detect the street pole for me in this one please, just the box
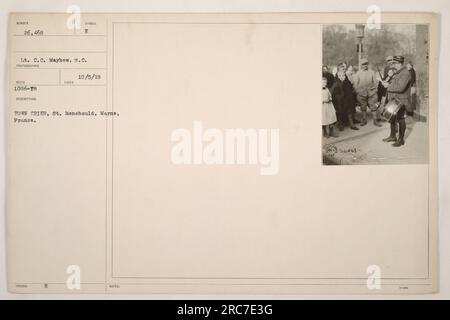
[356,24,365,70]
[358,39,362,69]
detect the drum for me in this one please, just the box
[381,98,402,122]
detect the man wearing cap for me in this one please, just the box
[353,58,381,127]
[377,56,395,105]
[383,56,394,78]
[381,55,412,147]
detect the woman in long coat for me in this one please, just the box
[331,68,359,130]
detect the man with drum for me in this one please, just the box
[381,55,412,147]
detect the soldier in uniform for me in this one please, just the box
[381,55,412,147]
[383,56,394,78]
[353,58,381,127]
[377,56,395,104]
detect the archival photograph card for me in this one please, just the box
[6,12,439,294]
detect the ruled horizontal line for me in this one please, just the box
[15,84,106,87]
[12,51,106,53]
[14,67,107,69]
[13,34,106,37]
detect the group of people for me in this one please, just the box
[322,55,417,147]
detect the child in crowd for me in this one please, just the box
[322,76,339,138]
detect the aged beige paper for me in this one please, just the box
[7,12,438,294]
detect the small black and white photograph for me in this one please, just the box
[322,24,429,165]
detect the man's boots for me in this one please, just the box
[360,110,367,126]
[383,122,397,142]
[372,111,382,127]
[392,119,406,147]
